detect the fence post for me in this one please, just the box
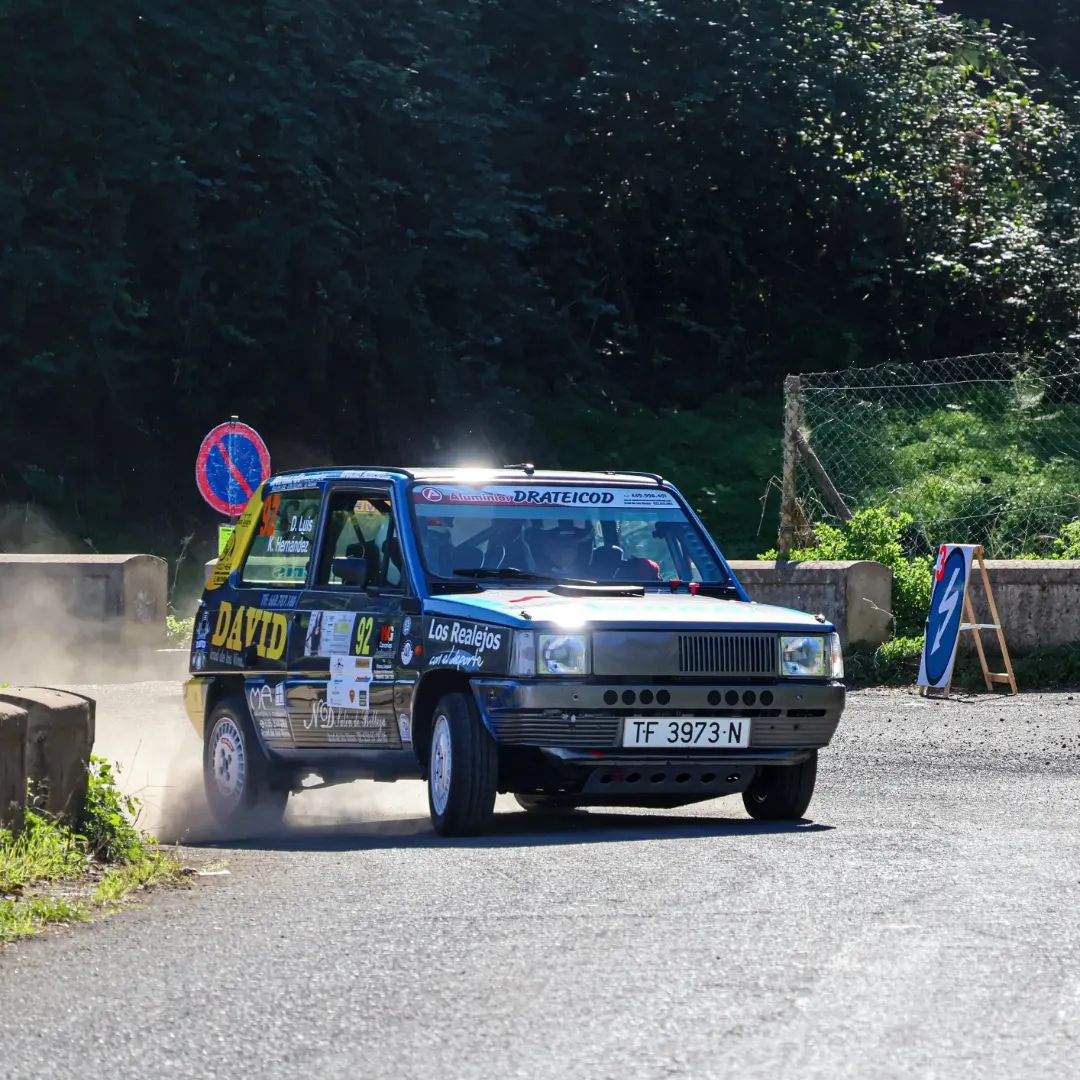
[779,375,802,554]
[794,430,853,522]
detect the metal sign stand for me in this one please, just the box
[922,546,1017,699]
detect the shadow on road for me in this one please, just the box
[180,811,834,852]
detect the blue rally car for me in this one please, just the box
[182,467,846,836]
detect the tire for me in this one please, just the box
[203,695,288,832]
[427,691,498,837]
[742,751,817,821]
[514,794,584,816]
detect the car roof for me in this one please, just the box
[265,466,668,487]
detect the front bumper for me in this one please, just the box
[472,678,844,752]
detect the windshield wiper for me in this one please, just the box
[450,567,597,585]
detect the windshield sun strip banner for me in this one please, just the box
[412,485,679,508]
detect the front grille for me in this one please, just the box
[677,633,777,676]
[750,716,839,748]
[489,713,620,748]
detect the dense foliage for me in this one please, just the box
[2,1,1080,568]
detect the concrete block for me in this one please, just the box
[0,555,167,682]
[0,688,95,824]
[728,560,893,648]
[961,561,1080,654]
[0,702,28,833]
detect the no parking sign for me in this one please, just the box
[196,419,271,518]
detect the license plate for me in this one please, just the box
[621,717,751,749]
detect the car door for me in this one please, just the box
[288,484,415,751]
[228,483,322,750]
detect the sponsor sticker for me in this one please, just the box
[426,618,508,673]
[259,591,302,611]
[328,655,373,709]
[246,681,291,739]
[304,700,397,745]
[305,611,358,657]
[210,601,288,661]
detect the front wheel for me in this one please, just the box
[742,752,817,821]
[203,696,288,833]
[428,692,498,837]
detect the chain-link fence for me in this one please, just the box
[780,353,1080,558]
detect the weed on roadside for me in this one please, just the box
[0,758,184,944]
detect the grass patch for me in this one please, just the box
[92,850,183,905]
[0,756,185,944]
[0,896,86,940]
[0,810,86,896]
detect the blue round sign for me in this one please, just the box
[924,546,968,685]
[196,421,271,516]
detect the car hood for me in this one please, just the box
[424,588,833,633]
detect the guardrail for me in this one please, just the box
[0,688,96,833]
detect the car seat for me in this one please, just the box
[452,541,485,571]
[620,556,662,581]
[422,529,454,577]
[345,539,383,584]
[484,522,535,570]
[589,544,625,580]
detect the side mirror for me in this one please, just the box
[331,556,369,587]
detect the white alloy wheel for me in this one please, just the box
[430,712,453,816]
[208,715,247,812]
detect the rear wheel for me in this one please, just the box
[428,692,497,837]
[203,696,288,832]
[742,752,817,821]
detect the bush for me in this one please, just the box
[761,506,933,638]
[78,756,148,864]
[166,613,195,646]
[870,635,926,684]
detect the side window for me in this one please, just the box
[239,489,321,586]
[317,491,405,590]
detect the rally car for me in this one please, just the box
[182,466,845,836]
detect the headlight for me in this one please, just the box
[509,631,536,676]
[780,635,827,676]
[827,632,844,679]
[537,633,590,676]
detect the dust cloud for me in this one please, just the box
[73,679,447,845]
[92,701,524,847]
[0,499,515,845]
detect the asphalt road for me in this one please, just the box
[1,682,1078,1079]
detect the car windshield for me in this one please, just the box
[411,482,729,586]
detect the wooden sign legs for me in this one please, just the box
[922,546,1018,699]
